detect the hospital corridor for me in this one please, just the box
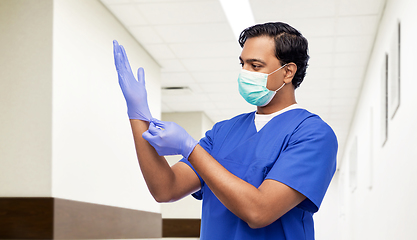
[1,0,417,239]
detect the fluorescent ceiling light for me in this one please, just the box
[219,0,255,41]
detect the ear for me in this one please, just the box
[283,63,297,84]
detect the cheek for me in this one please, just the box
[265,78,272,90]
[265,76,278,90]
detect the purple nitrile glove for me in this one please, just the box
[113,40,152,121]
[142,118,199,160]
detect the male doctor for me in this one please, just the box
[113,22,337,240]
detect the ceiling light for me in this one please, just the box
[219,0,255,41]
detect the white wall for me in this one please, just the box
[161,112,214,219]
[51,0,161,213]
[315,0,417,239]
[0,0,53,197]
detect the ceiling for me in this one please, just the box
[101,0,386,157]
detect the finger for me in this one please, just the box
[150,118,165,129]
[113,39,119,49]
[142,130,152,142]
[113,40,122,69]
[120,45,134,76]
[114,46,126,76]
[113,40,118,57]
[137,67,145,84]
[147,121,162,135]
[142,129,158,143]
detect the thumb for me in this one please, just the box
[137,67,145,84]
[147,121,162,135]
[142,129,155,142]
[150,118,165,129]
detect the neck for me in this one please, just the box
[256,89,297,115]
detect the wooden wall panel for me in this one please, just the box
[0,198,53,239]
[0,197,162,239]
[54,198,161,239]
[162,218,201,238]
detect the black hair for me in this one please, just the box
[238,22,309,89]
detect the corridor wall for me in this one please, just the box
[0,0,162,238]
[161,111,214,219]
[315,0,417,239]
[0,0,53,199]
[52,0,161,214]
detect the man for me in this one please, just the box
[113,22,337,240]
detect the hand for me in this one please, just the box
[113,40,152,121]
[142,118,198,160]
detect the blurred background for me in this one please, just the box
[1,0,416,239]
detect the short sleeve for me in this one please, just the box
[180,123,216,200]
[265,116,338,213]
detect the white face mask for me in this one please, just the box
[238,64,287,106]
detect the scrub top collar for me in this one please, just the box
[254,104,302,132]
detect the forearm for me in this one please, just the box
[188,144,305,228]
[114,42,199,202]
[188,145,267,226]
[130,119,177,202]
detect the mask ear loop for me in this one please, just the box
[268,63,288,76]
[275,82,286,92]
[268,63,288,92]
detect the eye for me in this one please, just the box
[239,62,244,67]
[252,64,261,69]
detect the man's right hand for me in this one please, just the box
[142,118,199,160]
[113,40,152,121]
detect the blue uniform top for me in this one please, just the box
[181,109,338,240]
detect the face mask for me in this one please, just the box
[238,64,287,106]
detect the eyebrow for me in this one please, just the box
[239,56,266,65]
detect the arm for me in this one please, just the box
[113,40,200,202]
[188,144,306,229]
[130,119,201,203]
[142,119,306,228]
[186,117,338,227]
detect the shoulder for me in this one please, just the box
[212,111,255,131]
[301,112,335,134]
[223,111,255,123]
[291,110,338,147]
[201,111,254,143]
[289,109,334,133]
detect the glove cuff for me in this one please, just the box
[182,138,199,160]
[127,109,152,122]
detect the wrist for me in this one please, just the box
[183,139,199,160]
[127,110,151,122]
[130,119,150,132]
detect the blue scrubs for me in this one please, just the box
[181,109,338,240]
